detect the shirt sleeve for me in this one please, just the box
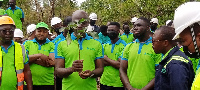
[19,8,25,18]
[23,41,29,54]
[118,45,125,59]
[95,42,104,60]
[103,44,106,56]
[55,41,64,59]
[168,63,190,90]
[50,42,55,53]
[24,52,29,64]
[121,44,130,61]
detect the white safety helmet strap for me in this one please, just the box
[190,24,200,57]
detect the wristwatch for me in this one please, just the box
[90,73,95,77]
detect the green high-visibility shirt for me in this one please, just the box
[0,41,29,90]
[120,32,134,44]
[23,38,55,85]
[55,33,104,90]
[6,6,24,30]
[179,47,200,73]
[121,37,161,89]
[100,38,126,87]
[0,8,5,15]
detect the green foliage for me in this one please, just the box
[1,0,78,35]
[0,0,192,34]
[67,18,87,39]
[80,0,190,27]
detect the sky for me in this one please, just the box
[76,0,86,6]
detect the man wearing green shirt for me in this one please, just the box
[0,16,32,90]
[120,23,134,44]
[0,0,5,15]
[6,0,24,30]
[120,17,161,90]
[24,22,55,90]
[55,10,104,90]
[100,22,126,90]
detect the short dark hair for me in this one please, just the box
[167,20,173,27]
[122,22,129,29]
[156,26,175,41]
[63,16,72,27]
[138,17,150,26]
[108,22,120,29]
[100,25,108,32]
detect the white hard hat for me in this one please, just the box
[27,24,36,34]
[151,18,159,24]
[131,17,138,23]
[173,2,200,40]
[51,17,62,26]
[166,20,172,25]
[14,29,24,38]
[89,13,97,20]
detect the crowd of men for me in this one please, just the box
[0,0,200,90]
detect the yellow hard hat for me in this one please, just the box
[0,16,15,26]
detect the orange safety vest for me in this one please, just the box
[0,42,26,90]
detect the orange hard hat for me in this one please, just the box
[0,16,15,26]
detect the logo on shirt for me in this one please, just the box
[87,47,95,51]
[161,68,166,73]
[144,52,154,57]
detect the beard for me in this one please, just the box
[35,37,46,44]
[150,26,157,32]
[133,31,145,39]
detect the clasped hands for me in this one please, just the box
[72,60,93,79]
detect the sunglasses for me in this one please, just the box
[0,29,14,34]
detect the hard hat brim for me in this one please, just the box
[91,19,97,20]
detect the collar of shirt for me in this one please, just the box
[58,33,64,38]
[108,38,122,45]
[135,37,152,45]
[134,37,152,54]
[8,6,20,10]
[32,38,51,44]
[162,46,176,60]
[71,32,91,41]
[122,32,132,35]
[108,38,124,53]
[160,46,180,66]
[162,46,179,60]
[1,40,14,53]
[52,33,65,43]
[71,32,92,50]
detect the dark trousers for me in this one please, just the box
[100,84,125,90]
[24,85,54,90]
[33,85,54,90]
[56,76,62,90]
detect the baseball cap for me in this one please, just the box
[89,13,97,20]
[131,17,138,23]
[51,17,62,26]
[36,22,49,30]
[151,18,159,24]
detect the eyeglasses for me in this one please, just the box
[0,29,14,34]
